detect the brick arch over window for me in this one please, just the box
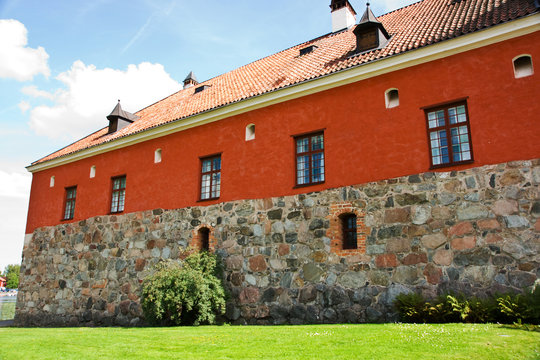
[190,224,216,252]
[326,202,368,255]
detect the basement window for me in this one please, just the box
[154,149,162,163]
[245,124,255,141]
[90,165,96,178]
[385,88,399,108]
[340,213,357,250]
[50,176,55,188]
[299,45,318,56]
[513,55,533,78]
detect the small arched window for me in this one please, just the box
[90,165,96,178]
[340,213,357,249]
[154,149,162,163]
[198,227,210,251]
[513,55,533,78]
[50,176,55,188]
[245,124,255,141]
[385,88,399,108]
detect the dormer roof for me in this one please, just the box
[107,100,139,123]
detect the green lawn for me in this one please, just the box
[1,323,538,360]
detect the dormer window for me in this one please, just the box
[106,100,139,134]
[353,4,390,53]
[299,45,318,56]
[194,85,210,94]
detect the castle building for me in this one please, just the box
[17,0,539,326]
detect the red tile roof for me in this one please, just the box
[33,0,538,165]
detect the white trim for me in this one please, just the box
[27,14,540,173]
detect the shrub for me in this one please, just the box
[141,251,226,326]
[394,287,539,325]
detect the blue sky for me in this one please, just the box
[0,0,416,272]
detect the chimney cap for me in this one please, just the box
[184,71,198,83]
[330,0,357,15]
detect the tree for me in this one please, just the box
[3,264,20,289]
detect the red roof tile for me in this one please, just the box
[33,0,538,165]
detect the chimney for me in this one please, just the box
[330,0,357,33]
[183,71,198,89]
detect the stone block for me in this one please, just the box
[386,238,411,253]
[392,266,418,284]
[508,271,536,288]
[226,255,244,271]
[412,205,431,225]
[477,219,501,230]
[249,255,267,272]
[395,193,427,206]
[423,264,442,284]
[491,200,518,216]
[504,215,530,228]
[433,249,453,266]
[384,208,410,224]
[338,272,367,288]
[499,169,524,186]
[303,263,323,282]
[485,233,503,244]
[448,222,474,237]
[421,233,447,249]
[401,252,428,265]
[457,205,489,220]
[239,287,259,304]
[451,236,476,250]
[375,254,398,268]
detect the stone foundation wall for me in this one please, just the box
[16,159,539,326]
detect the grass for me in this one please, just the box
[0,301,15,320]
[1,323,539,359]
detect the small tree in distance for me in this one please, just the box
[3,264,21,289]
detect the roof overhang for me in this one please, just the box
[27,12,540,174]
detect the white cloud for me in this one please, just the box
[21,85,55,100]
[28,61,181,141]
[0,170,31,199]
[0,19,50,81]
[17,100,30,113]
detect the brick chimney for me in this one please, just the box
[330,0,357,33]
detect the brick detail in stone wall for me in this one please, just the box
[327,202,368,256]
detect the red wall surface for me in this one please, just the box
[25,32,540,233]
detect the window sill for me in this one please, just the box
[429,159,474,170]
[293,181,325,189]
[197,197,220,203]
[60,218,74,222]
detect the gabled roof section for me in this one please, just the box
[32,0,539,166]
[107,101,139,122]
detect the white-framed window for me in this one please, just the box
[90,165,96,178]
[154,149,162,163]
[385,88,399,108]
[245,124,255,141]
[513,55,533,78]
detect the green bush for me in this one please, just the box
[141,251,226,326]
[394,287,539,325]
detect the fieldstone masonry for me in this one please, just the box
[15,159,540,326]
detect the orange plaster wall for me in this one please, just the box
[25,32,540,233]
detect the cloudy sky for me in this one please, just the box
[0,0,417,272]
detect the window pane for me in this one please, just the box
[213,158,221,171]
[296,138,309,154]
[312,153,325,182]
[429,130,449,165]
[311,135,324,151]
[428,110,445,128]
[202,160,211,173]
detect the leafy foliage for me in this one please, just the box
[141,251,226,326]
[395,287,540,324]
[3,264,20,289]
